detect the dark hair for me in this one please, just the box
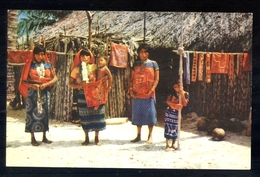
[33,45,46,54]
[98,56,108,62]
[80,48,90,56]
[170,77,180,86]
[137,43,150,54]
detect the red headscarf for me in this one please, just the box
[18,50,49,98]
[70,49,95,71]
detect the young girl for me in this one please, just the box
[164,78,189,151]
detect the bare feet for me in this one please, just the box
[131,135,141,143]
[82,136,89,146]
[146,134,153,144]
[42,138,52,144]
[95,136,102,146]
[171,141,177,150]
[31,140,40,146]
[165,145,171,152]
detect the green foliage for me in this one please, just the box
[18,10,73,38]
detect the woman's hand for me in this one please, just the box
[40,83,49,90]
[130,90,136,99]
[76,76,82,84]
[30,84,41,90]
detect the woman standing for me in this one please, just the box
[164,78,189,151]
[19,46,58,146]
[130,44,159,144]
[69,48,106,146]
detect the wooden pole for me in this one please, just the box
[143,12,146,44]
[177,12,184,150]
[86,11,95,50]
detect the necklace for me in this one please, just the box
[35,62,45,78]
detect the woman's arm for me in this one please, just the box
[147,69,159,96]
[39,68,58,90]
[69,77,83,89]
[22,80,40,90]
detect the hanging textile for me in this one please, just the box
[211,52,229,74]
[110,42,128,68]
[242,53,251,71]
[7,50,32,63]
[46,51,57,67]
[198,53,204,81]
[237,53,243,78]
[191,52,198,82]
[228,54,234,87]
[83,77,108,108]
[184,52,190,84]
[205,53,211,83]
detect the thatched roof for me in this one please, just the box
[33,11,252,52]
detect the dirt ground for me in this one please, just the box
[6,102,251,169]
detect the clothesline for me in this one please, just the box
[172,50,247,55]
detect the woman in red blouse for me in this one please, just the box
[19,46,58,146]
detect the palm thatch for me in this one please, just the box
[33,11,252,52]
[29,11,252,122]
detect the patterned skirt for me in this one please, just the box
[25,88,50,133]
[77,90,106,132]
[131,98,157,125]
[164,108,179,140]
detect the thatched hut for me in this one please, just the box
[10,11,252,123]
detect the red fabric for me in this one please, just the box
[243,53,251,71]
[83,78,108,107]
[18,50,50,98]
[198,53,204,81]
[211,53,229,74]
[237,53,243,78]
[132,66,155,99]
[205,53,211,83]
[110,42,128,68]
[191,52,198,82]
[8,50,32,63]
[71,49,95,71]
[46,51,57,67]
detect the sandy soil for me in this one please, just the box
[6,103,251,169]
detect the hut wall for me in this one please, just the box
[50,53,74,121]
[105,66,131,119]
[188,70,251,121]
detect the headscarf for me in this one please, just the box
[18,47,49,98]
[70,48,95,71]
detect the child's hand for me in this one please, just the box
[76,76,82,84]
[94,106,99,110]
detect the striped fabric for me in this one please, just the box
[77,90,106,132]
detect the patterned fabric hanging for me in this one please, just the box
[228,54,234,87]
[184,52,190,84]
[242,53,251,72]
[205,53,211,83]
[191,52,198,82]
[211,52,229,74]
[237,53,244,78]
[110,42,128,68]
[198,53,204,81]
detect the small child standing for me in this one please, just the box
[164,78,189,152]
[93,56,113,110]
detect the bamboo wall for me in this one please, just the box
[105,66,131,118]
[50,53,74,121]
[187,71,251,121]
